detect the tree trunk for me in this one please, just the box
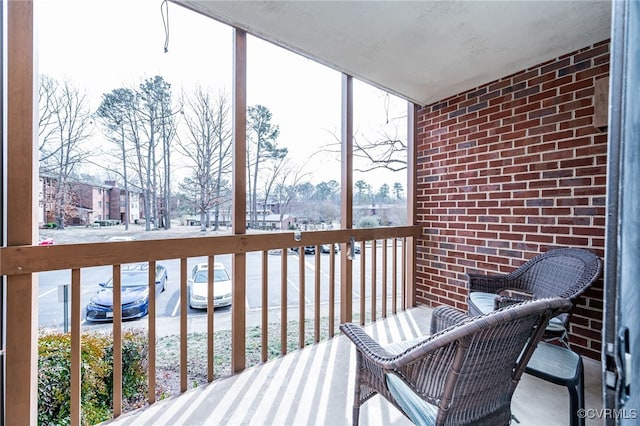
[213,204,220,231]
[200,210,206,232]
[122,130,130,231]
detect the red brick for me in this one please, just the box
[513,69,540,84]
[575,106,595,118]
[576,64,610,80]
[542,75,573,90]
[558,136,593,149]
[541,112,572,125]
[556,236,590,246]
[559,79,595,94]
[415,42,608,360]
[561,157,595,168]
[528,124,558,136]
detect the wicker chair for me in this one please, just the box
[340,298,572,426]
[467,247,602,345]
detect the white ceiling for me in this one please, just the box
[172,1,612,106]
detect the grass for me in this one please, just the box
[153,316,346,399]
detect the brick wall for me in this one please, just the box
[415,41,609,359]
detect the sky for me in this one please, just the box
[36,0,408,191]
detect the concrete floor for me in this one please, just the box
[103,306,602,426]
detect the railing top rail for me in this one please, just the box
[0,225,421,275]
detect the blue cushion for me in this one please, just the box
[547,315,565,331]
[526,342,581,382]
[386,373,438,425]
[468,291,497,315]
[470,292,567,335]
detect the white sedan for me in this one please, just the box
[188,262,232,309]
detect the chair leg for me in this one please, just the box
[353,357,362,426]
[353,405,360,426]
[576,359,585,426]
[568,358,585,426]
[560,329,570,349]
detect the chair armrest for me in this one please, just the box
[466,272,525,294]
[340,322,445,369]
[430,305,470,334]
[494,295,526,309]
[340,322,395,362]
[341,322,452,407]
[494,289,535,309]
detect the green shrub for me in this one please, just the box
[38,329,148,425]
[103,330,149,405]
[357,216,380,228]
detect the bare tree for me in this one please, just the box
[132,75,178,230]
[96,88,137,229]
[38,76,93,229]
[259,154,290,226]
[158,85,179,229]
[210,91,233,230]
[273,161,312,226]
[351,126,407,172]
[246,105,286,229]
[39,75,60,162]
[323,125,407,173]
[176,87,232,232]
[319,92,408,172]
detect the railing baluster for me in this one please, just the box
[371,239,377,322]
[180,258,188,392]
[360,240,366,325]
[382,239,388,318]
[329,245,336,338]
[314,248,321,343]
[402,238,407,310]
[3,226,422,423]
[148,260,157,403]
[393,238,398,314]
[70,268,81,426]
[232,253,247,373]
[281,247,288,356]
[113,264,122,417]
[298,246,306,349]
[207,256,215,382]
[262,251,268,363]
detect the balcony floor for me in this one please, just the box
[103,306,603,426]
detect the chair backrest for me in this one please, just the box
[389,298,572,425]
[507,248,602,300]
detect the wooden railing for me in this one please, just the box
[0,225,420,424]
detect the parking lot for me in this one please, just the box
[37,224,401,332]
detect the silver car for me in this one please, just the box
[188,262,232,309]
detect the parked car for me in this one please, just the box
[291,246,316,255]
[188,262,232,309]
[38,236,55,246]
[107,236,136,242]
[320,243,340,253]
[85,263,168,322]
[353,242,361,254]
